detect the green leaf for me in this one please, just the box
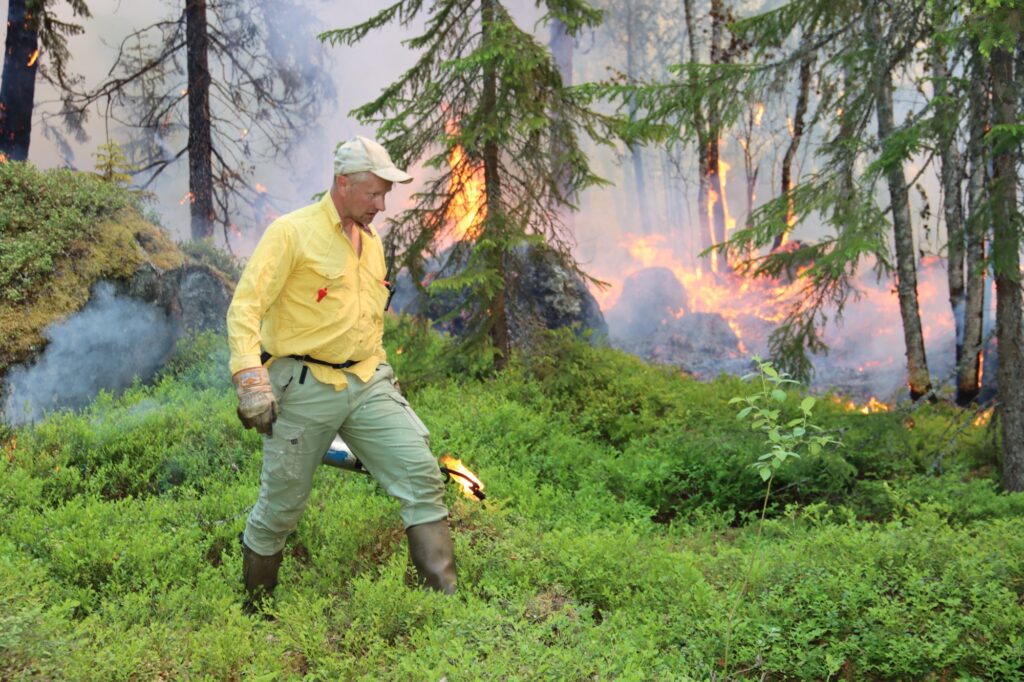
[793,426,806,437]
[771,389,787,403]
[759,467,772,481]
[737,407,753,420]
[800,396,816,412]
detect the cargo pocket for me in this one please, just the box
[263,419,306,481]
[387,393,431,445]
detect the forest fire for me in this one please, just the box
[27,49,40,67]
[445,120,486,241]
[594,232,959,400]
[179,192,195,205]
[439,455,485,501]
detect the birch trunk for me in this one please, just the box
[773,52,813,250]
[933,43,975,404]
[867,5,932,399]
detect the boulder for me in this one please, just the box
[1,208,234,424]
[605,267,688,341]
[391,243,607,343]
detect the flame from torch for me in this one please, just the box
[439,455,486,501]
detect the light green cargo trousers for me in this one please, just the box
[243,358,449,556]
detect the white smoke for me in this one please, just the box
[2,283,180,426]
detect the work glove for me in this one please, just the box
[232,366,277,436]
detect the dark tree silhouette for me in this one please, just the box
[0,0,90,161]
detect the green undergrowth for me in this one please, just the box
[1,321,1021,680]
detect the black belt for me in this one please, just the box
[261,351,358,370]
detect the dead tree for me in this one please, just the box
[64,0,333,241]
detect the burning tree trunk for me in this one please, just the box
[0,0,40,162]
[682,0,712,269]
[772,52,813,251]
[989,44,1024,491]
[959,45,989,405]
[706,0,729,273]
[185,0,215,241]
[867,5,931,400]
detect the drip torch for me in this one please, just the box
[323,436,486,501]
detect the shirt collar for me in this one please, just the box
[319,191,380,241]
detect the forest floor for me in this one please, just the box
[2,321,1022,681]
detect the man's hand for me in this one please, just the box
[232,367,277,435]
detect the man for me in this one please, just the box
[226,136,456,613]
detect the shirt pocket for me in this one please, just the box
[303,264,351,320]
[360,264,390,323]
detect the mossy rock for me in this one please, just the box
[0,162,236,380]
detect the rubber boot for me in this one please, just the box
[241,538,283,616]
[406,520,457,595]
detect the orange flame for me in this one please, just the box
[27,49,40,67]
[254,183,267,194]
[973,407,994,427]
[439,455,485,500]
[0,152,7,164]
[445,119,486,241]
[179,192,195,205]
[829,395,891,414]
[754,102,765,127]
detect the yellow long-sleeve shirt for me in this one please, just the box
[227,193,389,390]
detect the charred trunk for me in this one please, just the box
[990,44,1024,491]
[959,46,989,405]
[0,0,39,162]
[867,5,931,400]
[706,0,729,272]
[186,0,215,241]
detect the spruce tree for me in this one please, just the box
[320,0,612,368]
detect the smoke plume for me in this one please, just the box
[2,283,179,425]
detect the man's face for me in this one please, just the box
[338,173,393,228]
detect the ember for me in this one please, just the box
[439,455,485,501]
[27,49,40,67]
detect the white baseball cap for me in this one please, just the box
[333,135,413,184]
